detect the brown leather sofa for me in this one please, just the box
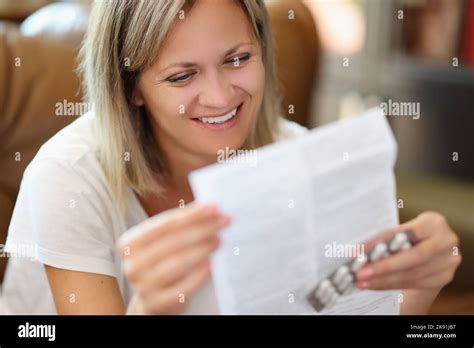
[0,0,319,282]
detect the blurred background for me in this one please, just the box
[0,0,473,314]
[301,0,474,314]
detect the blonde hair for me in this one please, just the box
[78,0,282,210]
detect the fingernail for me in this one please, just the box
[357,281,370,289]
[204,204,217,216]
[358,266,374,280]
[218,215,232,226]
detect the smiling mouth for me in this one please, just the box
[191,103,242,124]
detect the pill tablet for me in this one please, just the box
[341,282,355,295]
[320,287,336,304]
[336,273,354,292]
[369,242,389,261]
[315,279,331,297]
[389,232,408,252]
[324,292,339,309]
[332,265,350,284]
[317,283,336,304]
[350,253,368,272]
[400,241,412,250]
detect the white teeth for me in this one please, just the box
[198,108,237,124]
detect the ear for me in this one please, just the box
[132,86,145,106]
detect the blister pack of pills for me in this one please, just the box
[307,230,417,312]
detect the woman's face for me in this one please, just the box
[134,0,265,161]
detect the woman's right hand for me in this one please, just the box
[117,202,231,314]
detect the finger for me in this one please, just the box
[357,232,448,280]
[118,202,219,256]
[361,218,425,253]
[361,225,402,252]
[147,259,211,314]
[122,215,230,278]
[361,211,451,253]
[138,236,220,292]
[356,251,456,290]
[359,267,456,291]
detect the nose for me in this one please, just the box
[197,69,234,109]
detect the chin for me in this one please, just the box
[199,135,248,160]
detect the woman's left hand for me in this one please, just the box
[356,211,462,292]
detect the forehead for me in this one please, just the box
[155,0,257,66]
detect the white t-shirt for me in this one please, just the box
[1,112,307,314]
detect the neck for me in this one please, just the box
[156,130,216,201]
[136,130,215,217]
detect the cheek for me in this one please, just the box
[142,86,193,122]
[232,61,265,100]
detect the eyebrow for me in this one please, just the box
[158,42,255,74]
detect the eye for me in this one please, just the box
[226,53,251,66]
[167,72,196,83]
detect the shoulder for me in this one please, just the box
[18,111,110,216]
[22,112,106,192]
[277,117,309,141]
[19,111,112,221]
[32,111,98,167]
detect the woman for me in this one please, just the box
[2,0,460,315]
